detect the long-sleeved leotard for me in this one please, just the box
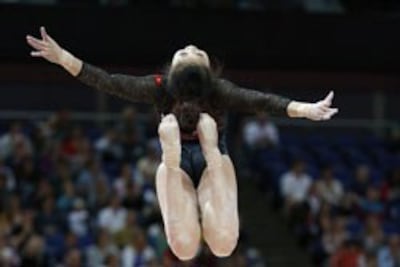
[77,62,291,118]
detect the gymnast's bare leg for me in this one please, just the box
[197,113,239,257]
[156,114,201,260]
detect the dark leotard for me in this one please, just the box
[76,62,291,186]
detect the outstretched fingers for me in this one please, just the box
[26,35,46,51]
[40,26,49,41]
[322,90,334,107]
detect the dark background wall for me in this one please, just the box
[0,5,399,120]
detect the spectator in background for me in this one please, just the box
[36,196,63,235]
[98,195,127,235]
[63,248,82,267]
[57,181,77,213]
[377,234,400,267]
[61,126,91,172]
[351,165,371,197]
[357,186,385,218]
[0,233,19,267]
[363,215,384,254]
[68,198,89,237]
[95,128,123,163]
[113,163,138,198]
[243,113,280,149]
[115,107,145,162]
[0,212,11,236]
[281,159,312,209]
[381,168,400,202]
[86,229,118,267]
[121,229,156,267]
[122,181,145,212]
[316,166,344,206]
[137,138,161,187]
[114,211,140,248]
[330,239,367,267]
[20,235,48,267]
[0,121,33,161]
[15,157,41,206]
[76,159,108,208]
[280,159,312,227]
[322,216,349,257]
[0,159,16,192]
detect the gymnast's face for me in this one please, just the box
[171,45,210,69]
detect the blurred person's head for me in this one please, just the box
[64,249,82,267]
[291,159,306,175]
[63,181,75,197]
[8,194,21,214]
[56,159,72,181]
[23,235,44,258]
[104,253,119,267]
[365,214,382,234]
[95,228,111,247]
[41,196,55,213]
[125,210,138,226]
[320,214,333,232]
[332,216,347,234]
[366,186,380,202]
[65,231,78,249]
[321,166,334,181]
[387,234,400,253]
[37,178,54,198]
[109,195,122,209]
[120,163,133,180]
[73,198,85,211]
[133,229,148,251]
[355,165,370,184]
[87,159,101,174]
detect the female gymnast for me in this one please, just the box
[26,27,338,260]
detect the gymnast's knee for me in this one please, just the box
[167,226,200,261]
[207,228,239,257]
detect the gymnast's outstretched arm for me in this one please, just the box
[216,79,338,121]
[26,27,158,104]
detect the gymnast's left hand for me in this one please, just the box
[26,26,64,65]
[288,91,339,121]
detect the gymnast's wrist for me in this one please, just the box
[287,101,311,118]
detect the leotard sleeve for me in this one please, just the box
[215,78,291,116]
[76,62,160,104]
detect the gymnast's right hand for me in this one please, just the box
[26,26,64,65]
[26,26,82,76]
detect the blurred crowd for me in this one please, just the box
[241,114,400,267]
[0,107,263,267]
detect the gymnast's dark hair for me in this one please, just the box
[160,62,223,133]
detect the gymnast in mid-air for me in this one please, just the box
[26,27,338,260]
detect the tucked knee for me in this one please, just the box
[167,227,199,261]
[207,228,239,257]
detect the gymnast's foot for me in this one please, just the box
[158,114,181,169]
